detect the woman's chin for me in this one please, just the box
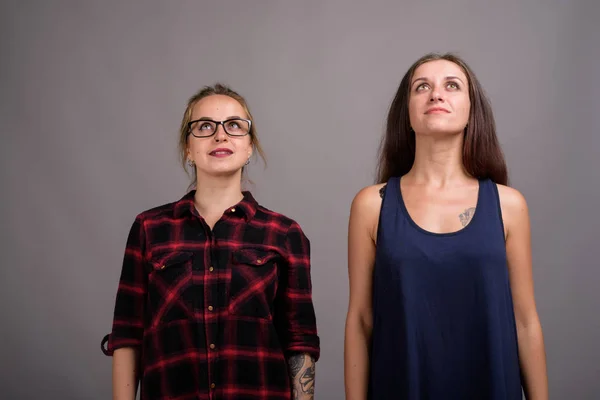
[417,126,464,137]
[198,166,244,179]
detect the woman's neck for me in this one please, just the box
[193,174,244,222]
[407,132,471,186]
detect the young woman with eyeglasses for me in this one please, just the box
[102,84,320,400]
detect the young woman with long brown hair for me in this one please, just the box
[344,54,548,399]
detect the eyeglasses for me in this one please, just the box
[187,118,252,138]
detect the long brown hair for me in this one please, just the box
[376,53,508,185]
[178,83,267,190]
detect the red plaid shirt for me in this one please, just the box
[101,190,320,400]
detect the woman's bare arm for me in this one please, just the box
[288,353,316,399]
[112,347,140,400]
[344,185,383,400]
[499,185,548,400]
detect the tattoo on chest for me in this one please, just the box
[459,207,476,226]
[379,184,386,199]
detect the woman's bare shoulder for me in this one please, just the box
[350,183,387,239]
[496,184,528,212]
[351,183,387,213]
[495,183,530,233]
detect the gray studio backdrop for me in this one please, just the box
[1,0,599,399]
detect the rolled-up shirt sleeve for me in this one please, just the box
[101,215,147,356]
[274,220,320,362]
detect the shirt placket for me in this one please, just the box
[204,224,223,399]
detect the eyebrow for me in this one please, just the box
[411,75,466,86]
[196,116,245,121]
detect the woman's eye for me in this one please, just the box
[447,82,459,89]
[200,123,212,130]
[416,83,429,91]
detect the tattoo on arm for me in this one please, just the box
[459,207,476,226]
[288,354,315,399]
[288,354,304,378]
[299,362,315,394]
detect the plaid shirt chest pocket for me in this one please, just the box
[147,251,195,327]
[229,248,281,319]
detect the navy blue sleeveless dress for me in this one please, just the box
[368,177,522,400]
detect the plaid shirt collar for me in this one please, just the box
[173,190,258,222]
